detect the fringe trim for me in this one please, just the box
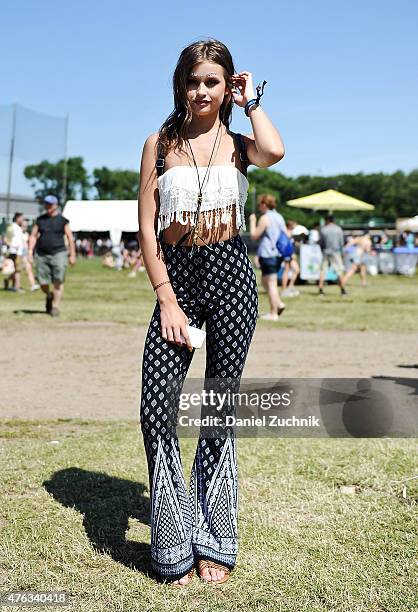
[159,192,247,232]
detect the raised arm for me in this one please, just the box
[231,71,285,168]
[137,133,193,351]
[250,213,268,241]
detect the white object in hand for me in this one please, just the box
[180,324,206,349]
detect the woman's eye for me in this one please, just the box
[187,78,219,86]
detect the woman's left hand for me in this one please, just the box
[231,72,256,108]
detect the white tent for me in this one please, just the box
[62,200,139,245]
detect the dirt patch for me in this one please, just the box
[1,321,417,419]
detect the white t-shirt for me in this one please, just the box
[7,222,25,256]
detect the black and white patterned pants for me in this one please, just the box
[139,234,258,581]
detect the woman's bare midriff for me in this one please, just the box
[161,203,240,246]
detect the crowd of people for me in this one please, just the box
[0,195,76,315]
[0,195,147,315]
[1,193,416,321]
[249,193,417,320]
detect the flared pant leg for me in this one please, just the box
[190,246,259,570]
[140,299,205,581]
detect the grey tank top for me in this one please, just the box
[257,209,286,257]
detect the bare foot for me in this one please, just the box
[171,572,192,586]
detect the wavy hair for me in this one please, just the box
[157,38,235,156]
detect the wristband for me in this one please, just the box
[245,99,258,116]
[153,280,171,292]
[245,79,267,117]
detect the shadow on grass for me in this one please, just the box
[43,467,151,575]
[13,309,48,315]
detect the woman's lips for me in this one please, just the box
[195,101,210,107]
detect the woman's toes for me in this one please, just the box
[172,573,189,585]
[202,568,212,581]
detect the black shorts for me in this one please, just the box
[259,255,283,276]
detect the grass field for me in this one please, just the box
[1,419,416,612]
[1,256,417,331]
[1,258,417,611]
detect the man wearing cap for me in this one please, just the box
[28,195,76,316]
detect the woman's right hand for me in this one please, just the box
[159,297,193,352]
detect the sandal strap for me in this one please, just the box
[198,559,231,574]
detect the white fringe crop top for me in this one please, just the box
[156,165,249,235]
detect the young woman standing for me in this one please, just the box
[138,39,285,586]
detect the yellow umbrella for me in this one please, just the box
[286,189,374,212]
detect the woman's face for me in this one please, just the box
[186,61,230,116]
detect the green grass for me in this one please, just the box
[1,257,417,331]
[0,419,416,611]
[1,259,417,610]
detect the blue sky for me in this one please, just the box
[1,0,417,196]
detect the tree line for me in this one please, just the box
[24,158,418,226]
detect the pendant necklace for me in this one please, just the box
[177,120,223,256]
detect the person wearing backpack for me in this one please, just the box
[249,193,286,320]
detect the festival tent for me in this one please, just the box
[286,189,375,212]
[62,200,139,245]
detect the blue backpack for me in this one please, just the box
[276,230,294,258]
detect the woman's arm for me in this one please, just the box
[137,133,193,351]
[138,133,173,294]
[249,214,268,241]
[231,72,285,168]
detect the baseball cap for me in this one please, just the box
[44,195,58,206]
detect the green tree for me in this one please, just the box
[24,157,90,203]
[92,167,139,200]
[246,167,418,225]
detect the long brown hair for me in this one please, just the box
[157,38,235,156]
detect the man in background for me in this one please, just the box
[28,195,76,316]
[318,214,347,297]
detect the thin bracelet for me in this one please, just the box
[153,280,171,292]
